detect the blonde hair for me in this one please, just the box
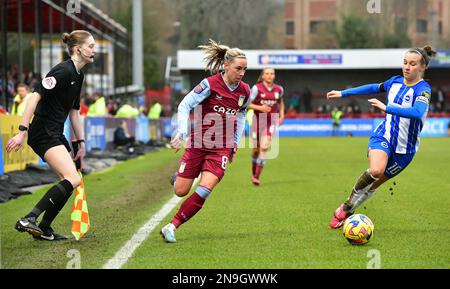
[407,45,437,68]
[257,67,275,83]
[198,39,246,74]
[62,30,93,56]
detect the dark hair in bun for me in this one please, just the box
[408,45,437,67]
[61,30,92,56]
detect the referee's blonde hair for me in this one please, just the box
[62,30,93,56]
[199,39,246,74]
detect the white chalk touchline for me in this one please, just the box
[102,177,199,269]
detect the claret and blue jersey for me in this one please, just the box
[177,73,251,148]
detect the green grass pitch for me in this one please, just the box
[1,137,449,269]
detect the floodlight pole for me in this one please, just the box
[1,0,7,109]
[430,9,438,48]
[132,0,144,91]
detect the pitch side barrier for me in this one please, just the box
[278,117,450,137]
[1,114,447,174]
[0,115,39,174]
[0,115,170,175]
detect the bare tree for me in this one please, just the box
[179,0,280,49]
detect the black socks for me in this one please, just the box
[25,180,74,228]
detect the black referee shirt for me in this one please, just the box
[34,59,84,134]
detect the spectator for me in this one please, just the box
[0,105,8,114]
[25,72,41,91]
[5,73,15,110]
[108,99,121,116]
[148,100,162,120]
[115,99,139,118]
[285,105,297,118]
[345,105,353,114]
[114,120,136,147]
[87,92,107,117]
[0,72,4,98]
[138,96,146,116]
[148,100,163,141]
[9,64,19,82]
[436,87,446,113]
[352,102,362,114]
[11,83,32,116]
[287,93,300,112]
[302,87,313,112]
[1,66,41,112]
[79,94,90,116]
[317,104,324,114]
[331,106,343,136]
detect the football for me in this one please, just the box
[342,214,374,245]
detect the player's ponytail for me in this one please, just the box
[199,39,246,74]
[422,45,437,66]
[62,30,92,56]
[408,45,437,68]
[257,69,265,83]
[257,67,275,83]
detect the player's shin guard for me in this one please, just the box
[39,188,73,230]
[254,159,266,179]
[252,157,258,176]
[351,189,376,209]
[171,186,211,228]
[25,179,74,222]
[345,170,378,211]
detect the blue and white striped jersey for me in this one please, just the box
[373,76,431,154]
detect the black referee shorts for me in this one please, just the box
[27,118,72,160]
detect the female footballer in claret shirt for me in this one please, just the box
[160,40,251,243]
[248,68,285,185]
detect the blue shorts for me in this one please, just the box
[368,135,415,178]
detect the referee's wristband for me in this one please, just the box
[18,125,28,132]
[76,139,85,144]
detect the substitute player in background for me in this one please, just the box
[248,68,284,185]
[161,39,251,243]
[327,45,436,229]
[7,30,95,240]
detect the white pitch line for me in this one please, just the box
[102,178,199,269]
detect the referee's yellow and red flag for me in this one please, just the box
[70,141,90,240]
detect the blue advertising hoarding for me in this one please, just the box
[373,118,450,137]
[165,117,176,138]
[278,119,374,137]
[419,118,450,137]
[430,50,450,68]
[163,117,450,138]
[85,117,106,152]
[136,117,150,143]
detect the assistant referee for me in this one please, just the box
[6,30,96,241]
